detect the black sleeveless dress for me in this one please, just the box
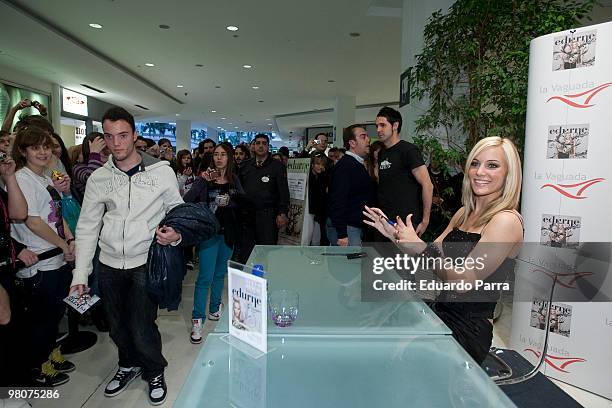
[430,228,515,364]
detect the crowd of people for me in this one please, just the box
[0,100,524,405]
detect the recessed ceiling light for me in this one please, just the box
[243,64,252,69]
[158,24,170,29]
[226,26,239,31]
[176,84,184,88]
[145,63,155,67]
[228,123,233,125]
[89,23,103,29]
[211,110,216,113]
[221,117,227,120]
[234,127,239,129]
[155,120,159,123]
[175,113,180,116]
[217,126,222,129]
[258,100,264,103]
[215,85,221,89]
[252,86,259,90]
[328,79,336,83]
[195,64,204,67]
[349,32,361,37]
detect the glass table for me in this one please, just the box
[215,246,451,336]
[175,333,516,408]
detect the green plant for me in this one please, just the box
[410,0,597,165]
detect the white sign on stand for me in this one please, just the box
[228,265,267,354]
[279,158,311,245]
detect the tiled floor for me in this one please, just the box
[18,267,612,408]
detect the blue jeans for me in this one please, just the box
[326,218,363,246]
[193,234,233,319]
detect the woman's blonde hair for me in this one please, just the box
[458,136,522,228]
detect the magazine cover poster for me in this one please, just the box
[530,299,573,337]
[552,29,596,71]
[546,124,589,159]
[540,214,581,248]
[228,266,267,353]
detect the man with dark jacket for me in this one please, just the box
[239,134,290,249]
[328,125,374,246]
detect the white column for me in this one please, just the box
[206,127,219,143]
[175,120,191,152]
[51,84,61,134]
[333,95,356,146]
[400,0,453,139]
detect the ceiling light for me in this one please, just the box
[215,85,221,89]
[217,126,222,129]
[176,84,184,88]
[234,127,239,129]
[226,26,239,31]
[228,123,233,125]
[211,110,216,113]
[328,79,336,83]
[349,32,361,37]
[158,24,170,29]
[89,23,103,29]
[252,86,259,90]
[175,113,180,116]
[145,63,155,67]
[221,117,227,120]
[155,120,159,123]
[243,64,252,69]
[258,100,264,103]
[195,64,204,67]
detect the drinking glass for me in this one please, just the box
[268,290,299,327]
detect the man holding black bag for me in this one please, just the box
[69,107,183,406]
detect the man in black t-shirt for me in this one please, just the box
[375,107,433,236]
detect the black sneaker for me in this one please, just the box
[148,373,167,406]
[49,347,76,373]
[104,367,142,397]
[35,361,70,387]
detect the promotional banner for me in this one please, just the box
[511,21,612,399]
[278,158,311,245]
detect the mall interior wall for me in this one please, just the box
[399,0,453,142]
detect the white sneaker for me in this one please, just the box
[190,319,203,344]
[208,303,223,321]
